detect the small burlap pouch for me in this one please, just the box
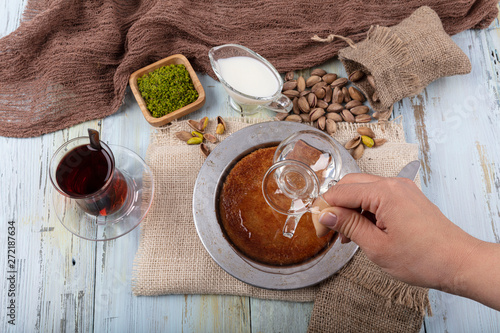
[133,118,430,332]
[332,6,472,120]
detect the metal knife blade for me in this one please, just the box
[396,160,420,181]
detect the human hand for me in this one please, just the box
[317,173,481,292]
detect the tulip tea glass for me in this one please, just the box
[209,44,292,115]
[49,136,154,241]
[262,131,342,238]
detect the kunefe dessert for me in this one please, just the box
[219,146,334,266]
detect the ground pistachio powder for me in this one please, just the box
[138,64,199,118]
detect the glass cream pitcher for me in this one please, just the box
[209,44,292,115]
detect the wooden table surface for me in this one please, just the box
[1,2,499,332]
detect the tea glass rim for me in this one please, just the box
[208,43,284,103]
[273,130,343,183]
[49,136,116,200]
[262,159,322,216]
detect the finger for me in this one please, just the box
[319,207,386,250]
[322,181,384,212]
[338,173,383,185]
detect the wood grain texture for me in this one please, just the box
[392,12,500,331]
[1,1,500,332]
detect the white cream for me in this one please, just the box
[217,56,279,99]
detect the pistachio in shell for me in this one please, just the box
[299,113,311,122]
[297,76,306,92]
[374,138,387,147]
[307,93,317,108]
[348,86,366,102]
[200,117,209,131]
[331,77,348,88]
[200,143,210,157]
[292,97,300,114]
[345,135,361,149]
[372,92,379,102]
[332,87,344,104]
[311,68,327,77]
[323,85,332,103]
[348,70,365,82]
[187,119,203,132]
[341,109,355,123]
[357,126,376,138]
[310,108,325,122]
[285,71,294,81]
[298,96,310,113]
[326,112,343,122]
[283,90,300,99]
[327,103,344,113]
[203,133,217,143]
[351,142,365,160]
[216,116,226,134]
[282,80,297,91]
[326,119,337,135]
[350,105,370,115]
[311,81,327,92]
[314,88,326,99]
[299,90,310,97]
[355,114,372,123]
[345,100,362,109]
[342,86,351,103]
[175,131,193,142]
[275,112,289,121]
[316,99,329,109]
[317,116,326,131]
[285,114,302,122]
[306,75,322,87]
[322,73,337,84]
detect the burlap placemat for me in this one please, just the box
[133,118,430,332]
[0,0,497,137]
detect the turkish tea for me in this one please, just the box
[55,144,128,216]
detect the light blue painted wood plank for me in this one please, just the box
[94,77,253,333]
[0,124,100,332]
[250,299,313,333]
[0,2,99,332]
[2,0,500,331]
[392,26,500,333]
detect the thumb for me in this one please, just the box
[318,207,386,250]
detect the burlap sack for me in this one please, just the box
[133,118,430,332]
[338,6,472,119]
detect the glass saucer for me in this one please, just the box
[51,144,154,241]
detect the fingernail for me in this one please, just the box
[319,212,337,228]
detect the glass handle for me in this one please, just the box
[264,94,292,113]
[282,213,304,238]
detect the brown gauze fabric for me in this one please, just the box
[338,6,472,118]
[0,0,497,137]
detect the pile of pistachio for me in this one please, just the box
[345,126,386,160]
[175,116,226,157]
[276,69,379,134]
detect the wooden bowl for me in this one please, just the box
[129,54,206,127]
